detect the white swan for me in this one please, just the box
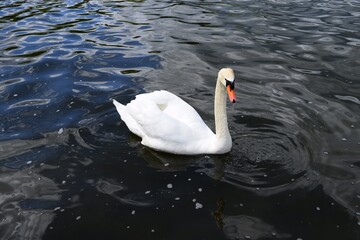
[113,68,236,155]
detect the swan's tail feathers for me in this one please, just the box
[112,99,145,138]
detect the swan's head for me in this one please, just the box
[218,68,236,103]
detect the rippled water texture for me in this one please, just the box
[1,0,360,239]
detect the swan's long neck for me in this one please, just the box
[214,78,231,143]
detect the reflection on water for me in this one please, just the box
[1,0,360,239]
[0,168,60,239]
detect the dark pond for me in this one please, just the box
[1,0,360,239]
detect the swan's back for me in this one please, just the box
[113,90,216,154]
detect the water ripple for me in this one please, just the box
[8,98,50,108]
[0,77,24,91]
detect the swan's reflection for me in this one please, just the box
[138,147,203,171]
[133,135,229,180]
[222,214,290,239]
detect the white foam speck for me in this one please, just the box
[167,183,173,189]
[58,128,64,134]
[145,191,151,194]
[131,210,135,215]
[195,202,203,209]
[76,216,81,220]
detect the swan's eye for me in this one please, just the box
[225,79,235,90]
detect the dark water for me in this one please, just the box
[1,0,360,239]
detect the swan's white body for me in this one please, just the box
[113,68,236,155]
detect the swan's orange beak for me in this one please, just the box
[227,85,236,103]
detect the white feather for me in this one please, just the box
[113,68,235,155]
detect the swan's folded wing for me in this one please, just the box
[137,90,214,136]
[126,96,195,144]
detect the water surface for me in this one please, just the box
[1,0,360,239]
